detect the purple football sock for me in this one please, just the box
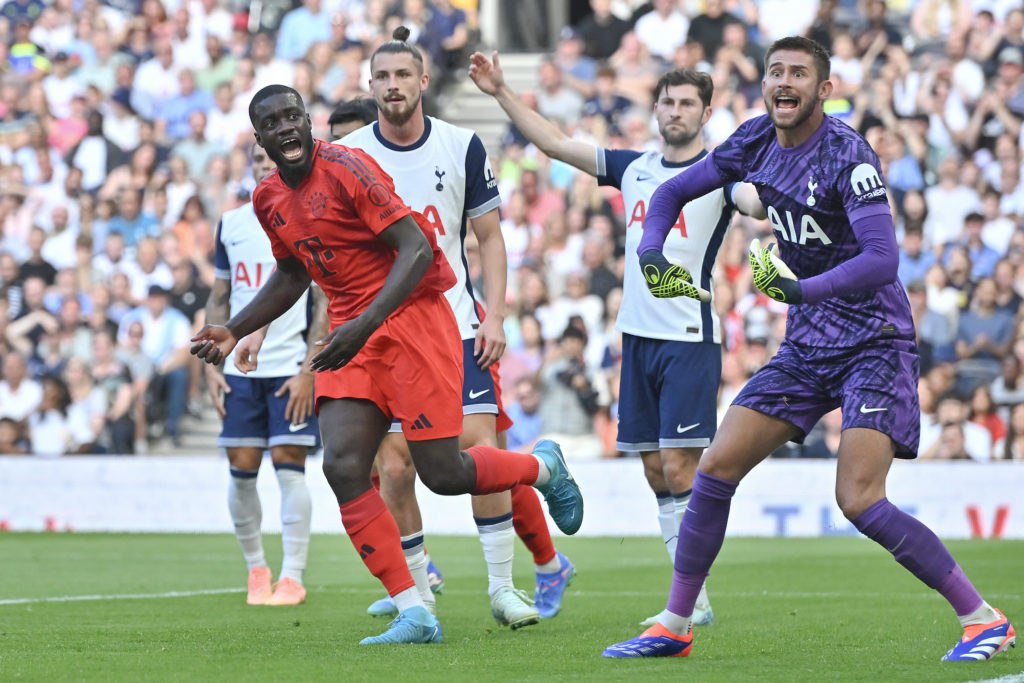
[852,498,982,616]
[665,470,737,618]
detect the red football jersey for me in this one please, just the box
[252,140,456,325]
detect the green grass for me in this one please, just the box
[0,534,1020,682]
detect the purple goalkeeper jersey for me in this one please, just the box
[643,114,915,349]
[715,114,913,347]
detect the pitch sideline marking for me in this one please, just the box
[962,674,1024,683]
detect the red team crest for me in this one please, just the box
[307,191,328,217]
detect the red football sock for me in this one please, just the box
[466,445,540,494]
[339,489,414,596]
[511,484,556,565]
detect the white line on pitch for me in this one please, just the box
[962,674,1024,683]
[0,588,244,605]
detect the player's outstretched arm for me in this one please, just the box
[310,215,431,372]
[734,183,767,219]
[191,256,311,366]
[468,50,598,176]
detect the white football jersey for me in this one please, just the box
[597,148,736,343]
[213,202,311,378]
[339,117,502,340]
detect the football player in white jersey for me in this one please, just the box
[203,143,328,606]
[338,28,574,627]
[470,52,766,626]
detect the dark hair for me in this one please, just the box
[328,97,379,128]
[370,26,425,72]
[653,69,714,107]
[765,35,831,83]
[248,84,304,125]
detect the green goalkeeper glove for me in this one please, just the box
[638,249,711,302]
[749,239,802,304]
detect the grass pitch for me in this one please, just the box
[0,533,1021,682]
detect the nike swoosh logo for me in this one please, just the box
[676,423,700,433]
[468,389,490,399]
[288,422,309,432]
[636,175,649,182]
[230,240,244,246]
[859,404,887,414]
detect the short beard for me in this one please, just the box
[381,93,421,127]
[660,123,698,147]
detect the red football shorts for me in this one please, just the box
[315,293,464,441]
[490,360,513,434]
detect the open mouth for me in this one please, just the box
[774,95,799,111]
[280,137,302,161]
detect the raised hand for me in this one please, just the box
[468,50,506,95]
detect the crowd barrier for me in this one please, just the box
[1,457,1021,538]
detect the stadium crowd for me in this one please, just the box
[1,0,1024,462]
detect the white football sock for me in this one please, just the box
[228,468,266,570]
[392,587,424,613]
[535,554,561,574]
[657,609,692,637]
[656,491,677,559]
[402,532,435,607]
[532,455,551,486]
[476,513,515,596]
[959,601,1001,627]
[275,465,311,584]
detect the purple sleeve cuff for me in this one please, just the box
[637,155,725,255]
[799,205,898,304]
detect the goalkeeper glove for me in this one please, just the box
[638,249,711,302]
[749,239,802,304]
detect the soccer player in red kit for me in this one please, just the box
[191,85,584,645]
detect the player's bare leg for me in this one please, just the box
[227,445,273,605]
[264,444,311,605]
[639,446,713,627]
[465,414,540,629]
[319,398,442,644]
[836,428,1014,662]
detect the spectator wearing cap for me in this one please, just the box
[575,0,630,61]
[40,51,83,119]
[633,0,689,63]
[102,87,141,152]
[117,283,191,446]
[996,46,1024,116]
[554,26,598,99]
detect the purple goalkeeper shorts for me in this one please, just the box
[732,337,920,458]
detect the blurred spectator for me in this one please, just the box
[205,82,250,149]
[114,318,154,452]
[908,277,955,374]
[0,416,29,454]
[106,188,160,250]
[575,0,630,61]
[7,17,49,80]
[421,0,471,90]
[42,51,84,119]
[121,237,172,303]
[535,58,584,127]
[854,0,903,56]
[504,376,544,452]
[26,373,73,456]
[633,0,689,63]
[758,0,818,44]
[538,324,609,459]
[582,65,632,128]
[118,285,190,446]
[899,226,936,285]
[992,401,1024,460]
[17,227,56,284]
[911,0,974,52]
[196,33,237,94]
[6,275,57,356]
[167,256,209,327]
[608,31,660,107]
[955,276,1015,394]
[968,382,1006,443]
[920,392,991,462]
[173,110,223,180]
[991,258,1021,314]
[90,329,136,453]
[687,0,740,63]
[0,349,42,422]
[947,211,1000,279]
[130,36,179,121]
[276,0,331,61]
[63,355,107,453]
[553,26,597,100]
[160,69,214,141]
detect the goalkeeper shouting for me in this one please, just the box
[607,35,1013,663]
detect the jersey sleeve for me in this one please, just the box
[213,219,230,280]
[324,146,413,235]
[595,148,642,189]
[464,133,502,219]
[834,144,891,223]
[251,185,296,263]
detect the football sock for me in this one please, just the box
[475,512,515,595]
[339,489,415,597]
[655,491,676,558]
[673,488,711,611]
[535,554,561,574]
[655,608,692,637]
[275,464,311,584]
[401,532,435,607]
[393,587,422,613]
[666,471,736,619]
[958,600,1001,627]
[466,445,541,493]
[851,498,982,616]
[228,467,266,570]
[510,484,557,567]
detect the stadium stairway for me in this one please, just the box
[148,394,222,456]
[438,51,545,159]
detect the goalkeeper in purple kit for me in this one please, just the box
[605,35,1015,662]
